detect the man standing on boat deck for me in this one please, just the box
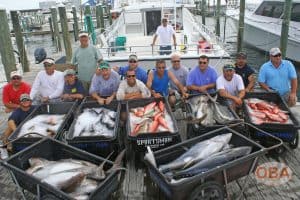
[152,18,177,55]
[2,94,35,150]
[113,54,148,84]
[71,32,102,90]
[186,55,218,94]
[216,64,245,110]
[61,69,85,101]
[90,61,120,105]
[147,59,188,108]
[116,70,151,100]
[2,71,31,113]
[30,58,64,104]
[258,47,297,106]
[234,52,256,92]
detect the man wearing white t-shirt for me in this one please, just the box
[152,18,176,55]
[216,64,245,110]
[30,58,64,104]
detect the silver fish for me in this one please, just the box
[158,133,232,173]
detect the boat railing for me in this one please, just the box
[182,7,224,48]
[114,0,195,6]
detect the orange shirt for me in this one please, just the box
[2,82,31,105]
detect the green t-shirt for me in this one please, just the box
[71,45,102,82]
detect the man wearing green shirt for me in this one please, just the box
[71,32,102,90]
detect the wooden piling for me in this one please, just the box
[48,17,55,41]
[99,4,104,33]
[215,0,221,36]
[237,0,245,53]
[108,3,112,25]
[58,5,72,62]
[51,7,62,51]
[10,10,30,72]
[96,4,102,29]
[280,0,292,58]
[72,6,79,42]
[0,8,17,81]
[201,0,206,25]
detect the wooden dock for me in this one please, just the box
[1,68,300,200]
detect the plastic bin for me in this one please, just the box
[242,92,300,147]
[8,102,77,154]
[185,93,240,139]
[115,36,126,51]
[66,100,120,157]
[1,137,120,200]
[126,97,181,153]
[144,126,274,200]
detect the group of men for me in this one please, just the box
[1,29,297,148]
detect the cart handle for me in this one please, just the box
[229,122,283,151]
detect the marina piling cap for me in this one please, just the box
[43,58,55,65]
[64,69,76,76]
[20,93,31,102]
[10,71,22,78]
[237,52,247,59]
[223,64,235,71]
[79,32,89,37]
[269,47,281,56]
[128,54,138,61]
[98,61,110,69]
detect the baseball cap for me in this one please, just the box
[19,93,31,102]
[223,64,235,71]
[237,52,247,59]
[128,54,138,61]
[98,61,110,69]
[269,47,281,56]
[64,69,76,76]
[79,32,89,37]
[43,58,55,65]
[10,71,22,78]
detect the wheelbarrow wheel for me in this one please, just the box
[188,181,224,200]
[289,133,299,149]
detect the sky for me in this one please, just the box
[0,0,61,11]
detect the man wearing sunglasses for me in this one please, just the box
[2,71,31,113]
[116,70,150,100]
[258,47,297,106]
[61,69,85,101]
[113,54,148,84]
[168,53,188,93]
[186,55,218,94]
[30,58,64,104]
[90,61,120,105]
[2,94,35,150]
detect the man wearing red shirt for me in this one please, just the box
[2,71,31,113]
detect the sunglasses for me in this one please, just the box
[12,76,21,80]
[199,62,207,64]
[21,99,31,102]
[272,54,281,57]
[172,60,180,63]
[157,67,166,69]
[127,75,136,78]
[129,60,137,63]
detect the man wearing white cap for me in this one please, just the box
[2,94,35,150]
[71,32,102,90]
[2,71,31,113]
[61,69,85,101]
[30,58,64,104]
[258,47,297,106]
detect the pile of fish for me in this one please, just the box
[72,107,116,138]
[145,133,252,181]
[246,98,292,125]
[188,94,236,127]
[26,150,125,200]
[18,114,65,138]
[129,101,175,136]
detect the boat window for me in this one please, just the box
[291,3,300,22]
[254,1,284,18]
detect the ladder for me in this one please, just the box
[161,0,177,30]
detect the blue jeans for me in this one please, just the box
[159,45,172,55]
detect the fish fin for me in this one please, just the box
[93,151,115,180]
[144,146,157,168]
[107,149,126,174]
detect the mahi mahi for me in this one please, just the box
[158,133,232,173]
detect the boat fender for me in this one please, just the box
[34,48,47,64]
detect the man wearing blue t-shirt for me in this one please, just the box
[113,54,148,84]
[61,69,85,101]
[2,94,35,150]
[258,47,297,106]
[186,55,218,94]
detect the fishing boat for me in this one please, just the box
[226,0,300,62]
[96,0,230,72]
